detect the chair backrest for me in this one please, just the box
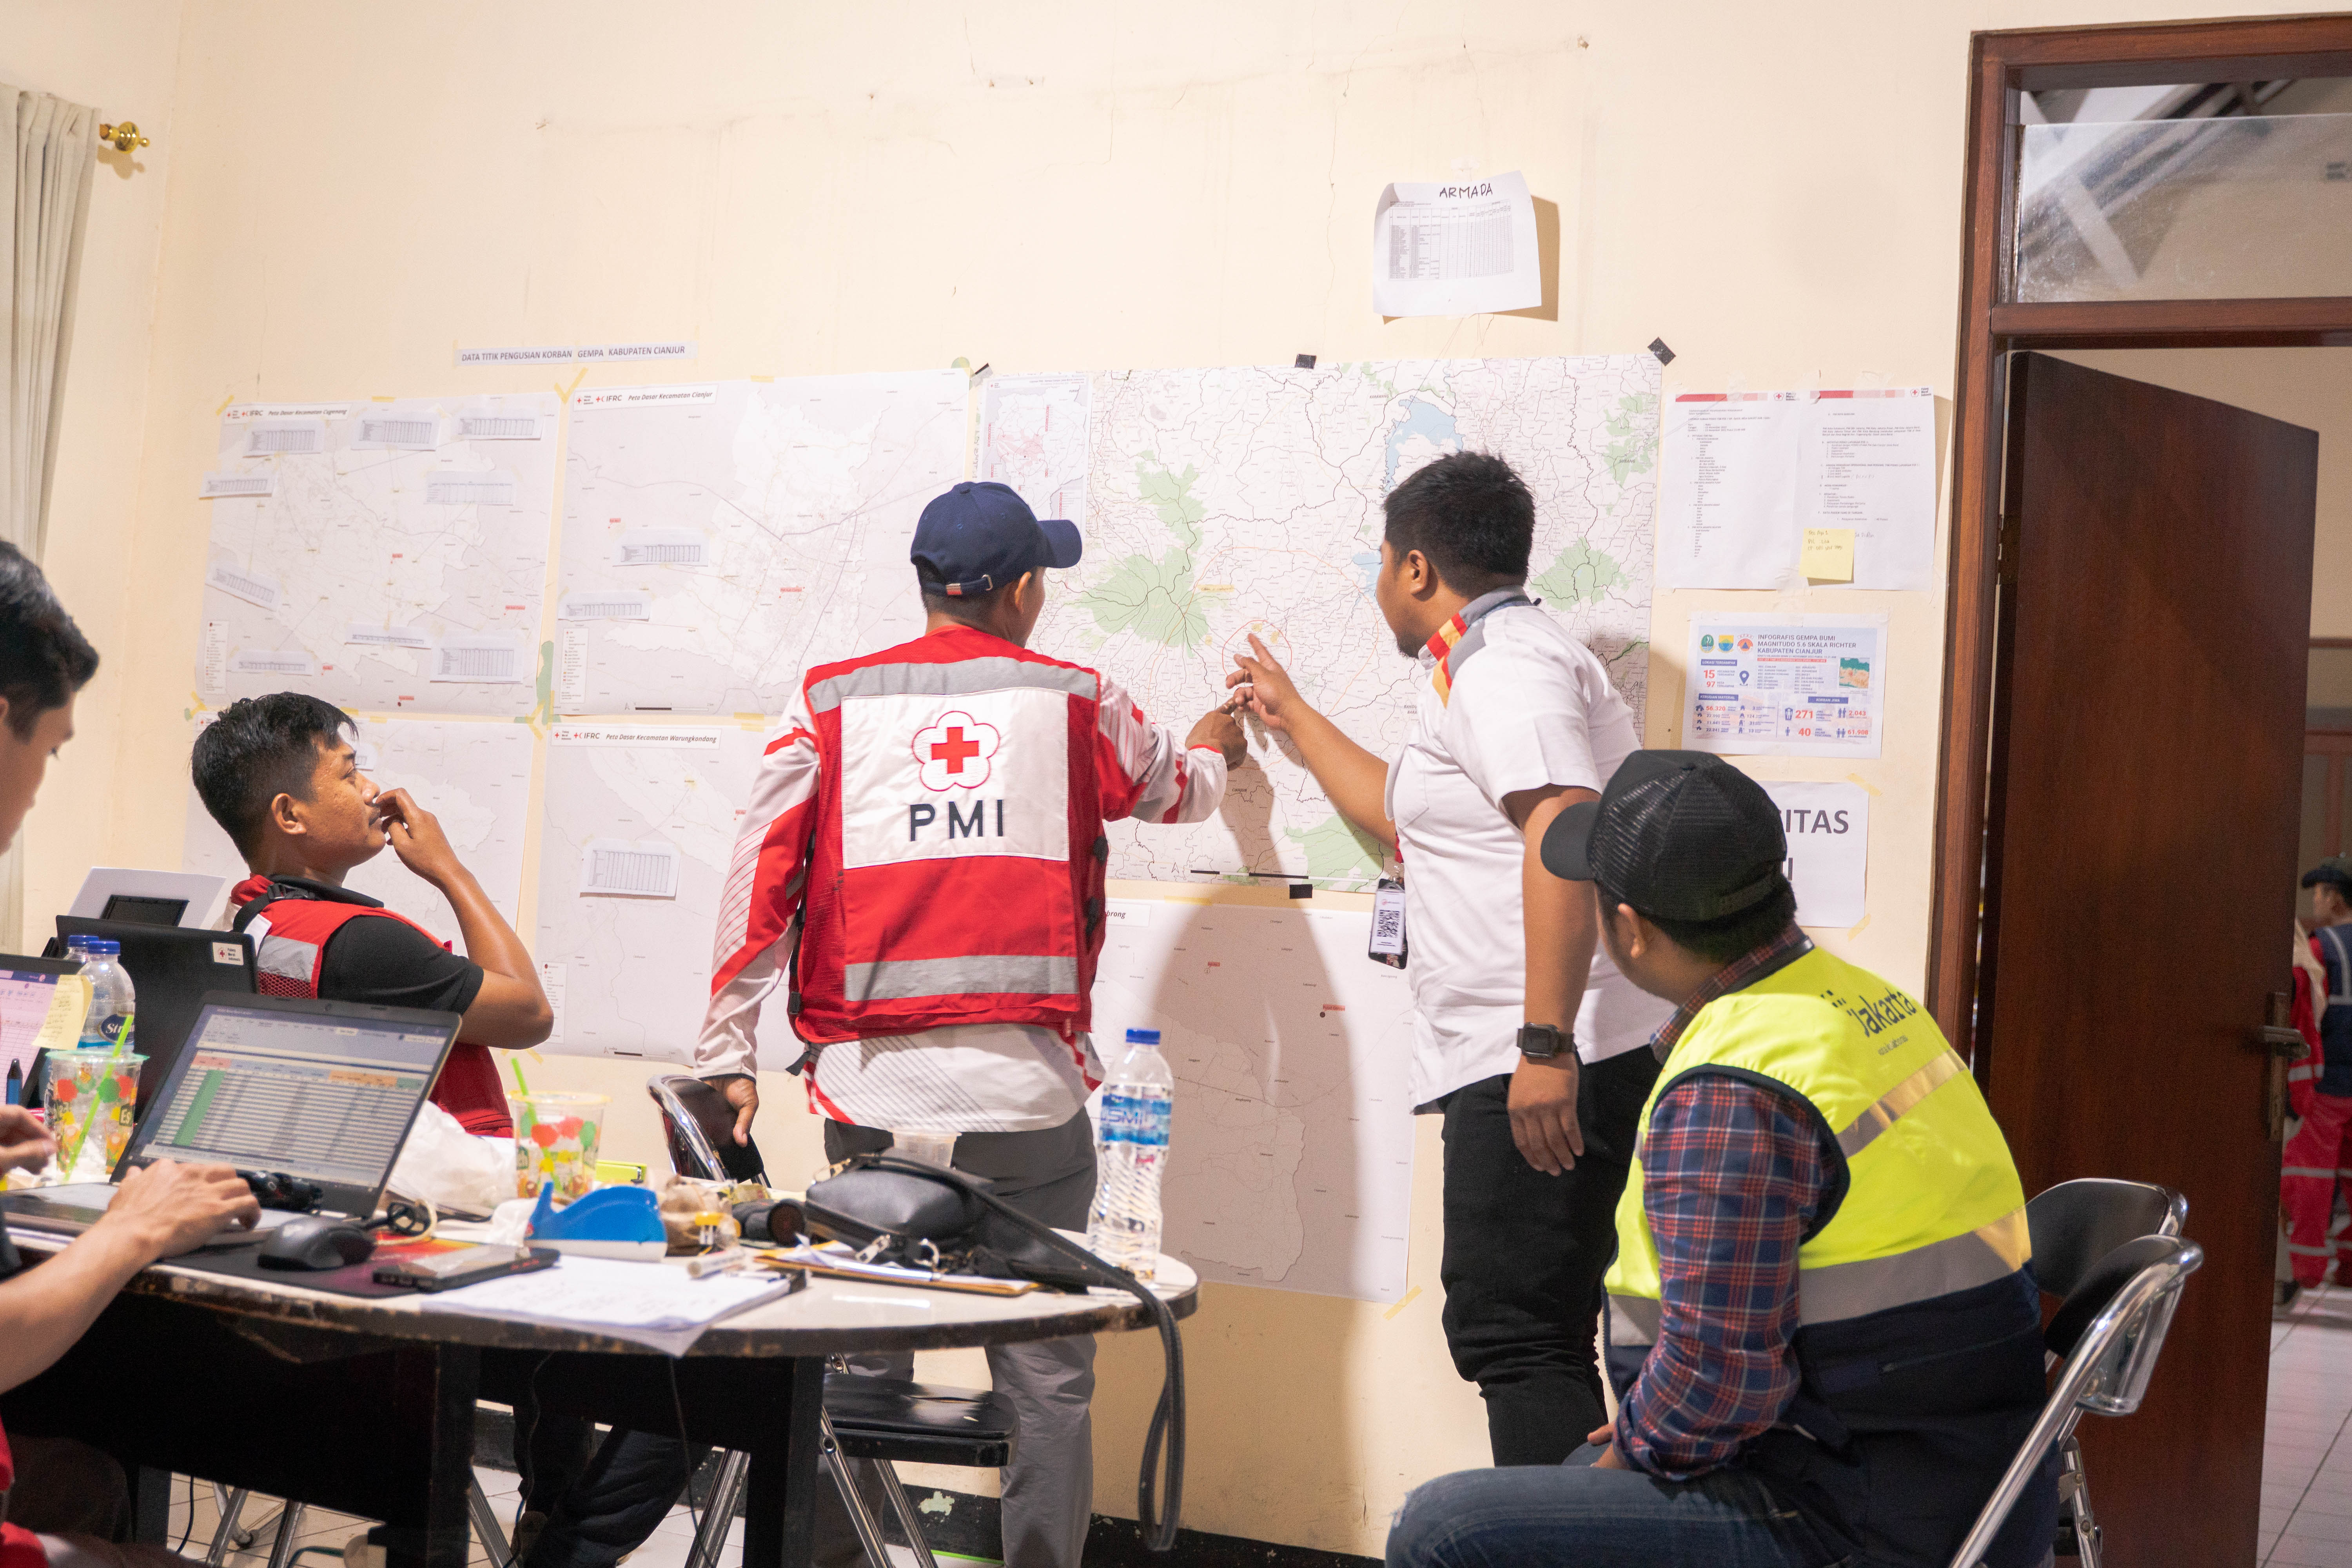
[647,1074,768,1184]
[1945,1234,2204,1568]
[2025,1178,2187,1299]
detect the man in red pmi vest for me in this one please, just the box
[698,480,1245,1568]
[190,693,554,1137]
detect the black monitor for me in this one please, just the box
[96,894,189,927]
[51,919,258,1120]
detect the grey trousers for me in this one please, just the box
[823,1113,1098,1568]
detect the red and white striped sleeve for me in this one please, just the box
[1093,673,1229,826]
[697,694,823,1081]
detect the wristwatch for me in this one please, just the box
[1517,1023,1568,1062]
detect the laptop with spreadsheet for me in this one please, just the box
[0,993,460,1233]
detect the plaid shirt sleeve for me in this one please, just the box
[1613,1075,1835,1479]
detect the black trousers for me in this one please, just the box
[1437,1049,1660,1467]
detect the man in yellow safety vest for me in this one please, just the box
[1387,751,2058,1568]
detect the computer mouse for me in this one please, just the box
[256,1215,376,1271]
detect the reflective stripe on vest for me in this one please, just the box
[241,913,322,993]
[1604,945,2029,1348]
[808,655,1097,711]
[842,953,1080,1001]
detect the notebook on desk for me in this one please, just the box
[0,993,461,1237]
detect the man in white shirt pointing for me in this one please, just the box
[1230,451,1671,1466]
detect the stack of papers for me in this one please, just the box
[434,1254,796,1354]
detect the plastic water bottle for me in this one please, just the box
[75,939,134,1051]
[1088,1028,1175,1280]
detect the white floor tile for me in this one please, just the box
[2268,1532,2352,1567]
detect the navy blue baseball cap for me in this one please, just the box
[911,481,1082,597]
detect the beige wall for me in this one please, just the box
[16,0,2352,1555]
[0,0,188,944]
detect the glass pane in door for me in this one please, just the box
[2014,112,2352,301]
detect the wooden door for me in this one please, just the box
[1979,352,2317,1566]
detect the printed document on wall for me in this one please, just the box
[1087,901,1415,1303]
[555,374,969,715]
[976,372,1090,529]
[1661,389,1937,590]
[1658,394,1803,588]
[1798,389,1937,590]
[1371,172,1541,317]
[1684,615,1886,759]
[534,724,767,1063]
[1758,779,1869,928]
[195,395,559,715]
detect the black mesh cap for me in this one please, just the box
[1540,750,1790,922]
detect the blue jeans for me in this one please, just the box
[1387,1445,1836,1568]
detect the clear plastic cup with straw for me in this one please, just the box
[510,1091,608,1203]
[45,1049,144,1181]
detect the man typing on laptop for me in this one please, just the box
[0,539,261,1566]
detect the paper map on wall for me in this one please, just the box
[982,355,1659,887]
[532,724,766,1063]
[180,715,535,932]
[195,395,559,717]
[554,374,969,716]
[1091,901,1415,1302]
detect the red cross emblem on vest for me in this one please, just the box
[913,710,1003,791]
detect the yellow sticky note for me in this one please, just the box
[33,976,90,1054]
[1802,528,1855,582]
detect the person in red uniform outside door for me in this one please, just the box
[2285,861,2352,1302]
[189,693,554,1136]
[0,541,261,1568]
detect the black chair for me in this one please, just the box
[2025,1178,2187,1299]
[2021,1178,2186,1560]
[647,1075,1018,1568]
[1948,1230,2203,1568]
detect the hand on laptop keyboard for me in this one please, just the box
[0,1107,53,1174]
[102,1161,263,1256]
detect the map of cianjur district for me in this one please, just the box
[555,374,970,716]
[1000,354,1659,888]
[196,394,560,717]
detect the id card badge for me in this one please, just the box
[1368,877,1408,969]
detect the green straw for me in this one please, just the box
[510,1055,532,1096]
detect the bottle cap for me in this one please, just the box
[1125,1028,1161,1045]
[86,939,119,955]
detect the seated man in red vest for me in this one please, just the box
[189,693,553,1136]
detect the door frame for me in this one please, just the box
[1931,13,2352,1075]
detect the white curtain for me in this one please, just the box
[0,87,96,951]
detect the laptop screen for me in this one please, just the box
[138,1002,451,1193]
[0,967,70,1080]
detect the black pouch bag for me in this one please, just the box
[803,1152,1186,1552]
